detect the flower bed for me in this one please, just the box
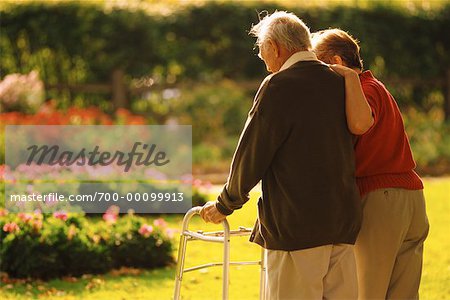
[0,207,176,280]
[0,101,147,126]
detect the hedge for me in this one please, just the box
[1,1,449,107]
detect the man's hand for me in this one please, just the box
[200,201,227,224]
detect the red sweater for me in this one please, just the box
[355,70,423,196]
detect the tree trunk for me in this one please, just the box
[445,69,450,122]
[111,69,127,109]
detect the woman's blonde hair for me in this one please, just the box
[311,29,363,70]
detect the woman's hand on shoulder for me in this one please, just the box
[330,64,357,77]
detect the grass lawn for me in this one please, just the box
[1,178,449,299]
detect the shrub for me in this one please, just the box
[403,106,450,175]
[0,209,175,279]
[175,80,251,145]
[191,179,212,207]
[0,212,109,279]
[0,71,44,113]
[107,215,173,269]
[2,2,448,108]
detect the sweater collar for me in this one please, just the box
[279,51,319,72]
[359,70,375,80]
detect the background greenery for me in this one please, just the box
[1,1,449,84]
[0,1,449,298]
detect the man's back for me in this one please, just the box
[249,60,362,251]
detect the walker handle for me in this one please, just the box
[181,206,230,237]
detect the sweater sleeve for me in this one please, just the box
[356,82,381,135]
[361,82,381,130]
[216,77,290,215]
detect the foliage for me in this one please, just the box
[403,106,450,176]
[174,80,251,145]
[106,213,173,269]
[191,178,212,207]
[0,2,448,108]
[115,79,252,170]
[0,208,175,279]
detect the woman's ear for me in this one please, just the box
[331,55,344,65]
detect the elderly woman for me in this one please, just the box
[312,29,429,300]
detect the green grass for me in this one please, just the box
[419,178,450,299]
[1,178,449,299]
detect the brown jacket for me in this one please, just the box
[216,60,362,251]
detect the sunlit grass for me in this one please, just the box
[1,178,449,299]
[420,177,450,300]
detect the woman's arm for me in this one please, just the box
[330,64,374,135]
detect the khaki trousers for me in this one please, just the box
[355,188,429,300]
[266,244,358,300]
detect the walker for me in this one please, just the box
[173,206,266,300]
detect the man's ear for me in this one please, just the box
[331,55,344,65]
[268,39,280,57]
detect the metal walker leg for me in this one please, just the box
[173,207,266,300]
[259,247,267,299]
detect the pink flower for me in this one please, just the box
[53,211,68,221]
[153,218,167,228]
[103,205,120,224]
[138,224,154,237]
[203,181,212,190]
[102,213,117,224]
[3,167,15,182]
[144,168,167,181]
[18,212,33,223]
[26,184,34,194]
[3,222,20,233]
[105,205,120,215]
[0,208,8,217]
[165,228,178,239]
[0,165,10,180]
[193,179,202,188]
[180,173,193,184]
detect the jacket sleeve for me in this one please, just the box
[216,76,291,215]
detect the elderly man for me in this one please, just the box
[200,12,361,299]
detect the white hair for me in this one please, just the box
[250,11,312,52]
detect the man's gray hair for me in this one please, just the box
[250,11,312,52]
